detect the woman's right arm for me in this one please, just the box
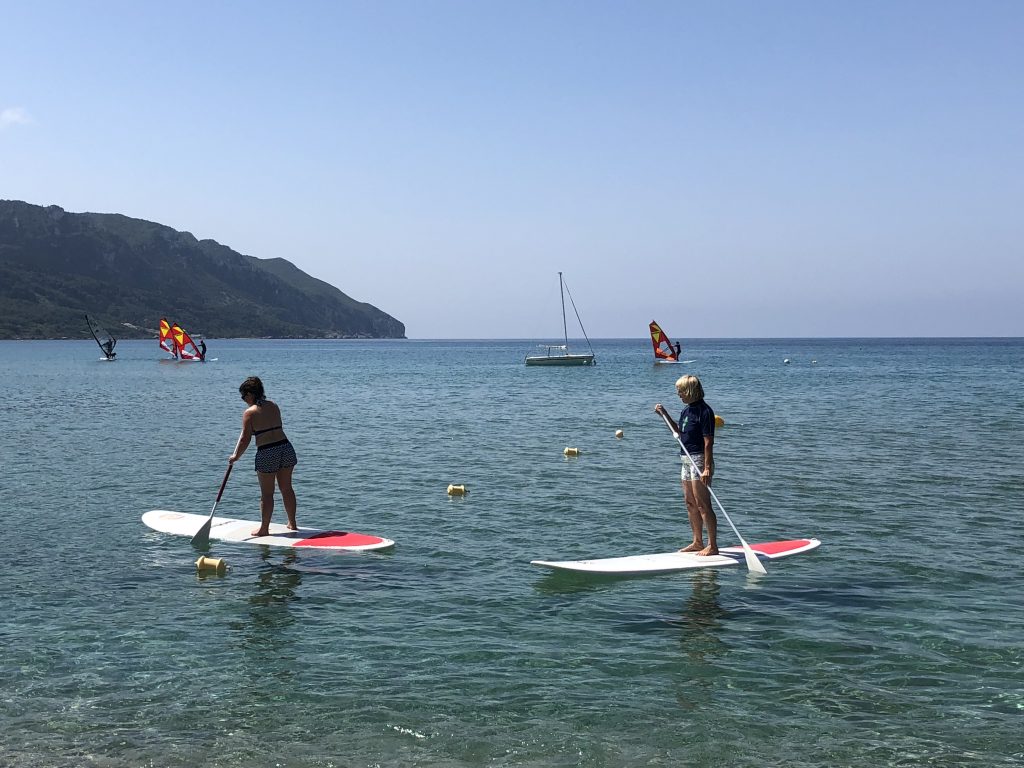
[654,403,679,434]
[228,410,253,463]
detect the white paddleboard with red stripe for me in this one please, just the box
[531,538,820,574]
[142,510,394,551]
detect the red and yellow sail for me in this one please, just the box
[170,322,201,359]
[649,320,678,361]
[159,318,176,356]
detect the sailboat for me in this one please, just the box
[649,320,680,364]
[170,322,205,361]
[158,318,177,359]
[525,272,596,366]
[85,315,117,360]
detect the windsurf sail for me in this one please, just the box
[170,322,202,360]
[159,318,177,357]
[85,315,117,359]
[649,320,679,362]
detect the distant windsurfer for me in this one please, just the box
[85,315,117,360]
[654,374,717,556]
[199,339,207,361]
[229,376,298,536]
[674,342,681,357]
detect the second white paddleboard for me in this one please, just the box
[531,538,820,574]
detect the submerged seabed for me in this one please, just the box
[2,338,1023,767]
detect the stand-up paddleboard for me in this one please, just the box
[531,538,820,575]
[143,510,394,551]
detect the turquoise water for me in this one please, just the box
[3,338,1022,767]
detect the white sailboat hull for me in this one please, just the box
[525,353,595,366]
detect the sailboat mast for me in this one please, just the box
[559,271,569,347]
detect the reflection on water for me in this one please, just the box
[673,570,730,662]
[532,570,637,595]
[229,549,302,679]
[671,570,731,710]
[249,551,302,614]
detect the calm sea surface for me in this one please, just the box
[2,338,1022,767]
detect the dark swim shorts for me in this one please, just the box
[254,439,298,474]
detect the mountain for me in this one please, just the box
[0,200,405,339]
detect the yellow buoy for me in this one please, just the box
[195,555,226,575]
[715,415,725,428]
[447,484,467,496]
[564,447,580,457]
[615,429,624,439]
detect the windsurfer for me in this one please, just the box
[674,342,681,357]
[229,376,298,536]
[654,374,717,556]
[102,339,116,359]
[199,339,207,361]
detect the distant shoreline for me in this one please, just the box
[2,336,1021,343]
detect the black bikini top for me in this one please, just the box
[253,424,282,436]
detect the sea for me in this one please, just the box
[2,337,1022,768]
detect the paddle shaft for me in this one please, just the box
[213,463,233,505]
[658,409,767,573]
[190,463,232,547]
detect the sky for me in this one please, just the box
[2,1,1022,338]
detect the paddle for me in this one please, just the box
[190,464,233,548]
[658,409,767,575]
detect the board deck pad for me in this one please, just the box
[143,510,394,551]
[531,538,820,574]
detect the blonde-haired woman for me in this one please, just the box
[654,374,717,555]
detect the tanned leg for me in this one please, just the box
[252,471,277,536]
[679,479,704,552]
[278,465,297,530]
[693,479,718,556]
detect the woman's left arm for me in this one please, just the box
[701,433,714,484]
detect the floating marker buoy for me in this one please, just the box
[812,360,817,364]
[564,447,580,457]
[714,415,725,428]
[447,484,467,496]
[195,555,226,575]
[615,429,624,439]
[783,358,791,364]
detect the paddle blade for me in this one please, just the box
[191,464,232,548]
[742,544,768,574]
[190,518,212,548]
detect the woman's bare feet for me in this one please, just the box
[696,545,719,556]
[251,528,270,537]
[678,542,704,553]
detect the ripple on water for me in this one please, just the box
[2,338,1023,766]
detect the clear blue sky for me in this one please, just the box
[2,1,1021,337]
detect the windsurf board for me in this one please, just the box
[142,510,394,551]
[531,538,819,575]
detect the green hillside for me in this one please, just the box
[0,200,405,339]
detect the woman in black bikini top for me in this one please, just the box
[228,376,299,537]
